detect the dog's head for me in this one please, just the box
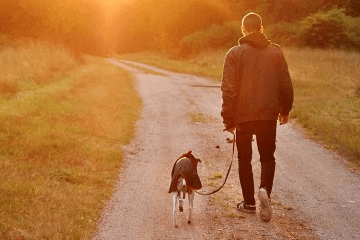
[181,150,201,168]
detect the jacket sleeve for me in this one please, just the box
[278,50,294,116]
[221,49,238,127]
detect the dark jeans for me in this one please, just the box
[236,120,277,205]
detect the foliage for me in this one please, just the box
[178,22,242,57]
[112,0,233,54]
[264,22,299,47]
[2,0,360,54]
[0,0,107,55]
[297,8,360,49]
[346,0,360,17]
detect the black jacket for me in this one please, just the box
[221,32,294,127]
[168,157,202,193]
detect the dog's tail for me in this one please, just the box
[181,178,186,199]
[176,177,186,199]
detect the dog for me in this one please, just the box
[168,151,202,227]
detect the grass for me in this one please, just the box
[119,48,360,165]
[0,38,79,97]
[285,48,360,164]
[208,172,223,180]
[117,50,225,80]
[0,40,141,239]
[189,112,217,123]
[118,60,166,76]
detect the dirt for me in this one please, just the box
[93,59,360,240]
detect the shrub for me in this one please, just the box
[297,8,360,49]
[344,16,360,49]
[179,22,242,57]
[265,22,299,47]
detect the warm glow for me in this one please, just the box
[100,0,134,7]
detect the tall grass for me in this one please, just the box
[119,48,360,164]
[0,36,78,97]
[285,48,360,162]
[0,40,141,238]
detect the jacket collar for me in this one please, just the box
[239,32,271,49]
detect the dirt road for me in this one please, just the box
[93,59,360,239]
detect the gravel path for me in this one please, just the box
[93,59,360,240]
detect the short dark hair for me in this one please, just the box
[242,12,262,33]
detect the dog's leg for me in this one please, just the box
[187,190,195,224]
[172,192,179,227]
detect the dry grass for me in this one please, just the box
[284,48,360,163]
[0,41,141,239]
[0,37,78,97]
[117,50,225,80]
[119,48,360,165]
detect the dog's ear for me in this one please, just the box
[184,150,194,159]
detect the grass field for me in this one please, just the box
[0,40,141,239]
[118,48,360,166]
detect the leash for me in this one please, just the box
[195,131,236,196]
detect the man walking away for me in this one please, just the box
[221,12,294,222]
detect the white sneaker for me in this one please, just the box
[259,188,272,222]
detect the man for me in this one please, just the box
[221,12,294,222]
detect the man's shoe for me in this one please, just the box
[236,201,256,214]
[259,188,272,222]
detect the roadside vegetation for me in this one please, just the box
[118,48,360,166]
[0,39,141,239]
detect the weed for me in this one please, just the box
[271,201,283,206]
[208,172,223,180]
[189,112,217,123]
[227,213,245,219]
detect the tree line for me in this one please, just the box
[0,0,108,56]
[1,0,359,56]
[111,0,360,55]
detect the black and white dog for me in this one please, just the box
[168,151,202,227]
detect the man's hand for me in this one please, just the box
[278,114,289,125]
[223,123,235,133]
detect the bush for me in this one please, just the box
[265,22,299,47]
[344,16,360,49]
[297,8,360,49]
[179,22,242,57]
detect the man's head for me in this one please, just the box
[242,12,263,36]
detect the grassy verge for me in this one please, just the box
[0,41,141,239]
[118,51,225,80]
[118,48,360,166]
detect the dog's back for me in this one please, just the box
[168,151,202,194]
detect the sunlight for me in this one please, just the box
[100,0,134,7]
